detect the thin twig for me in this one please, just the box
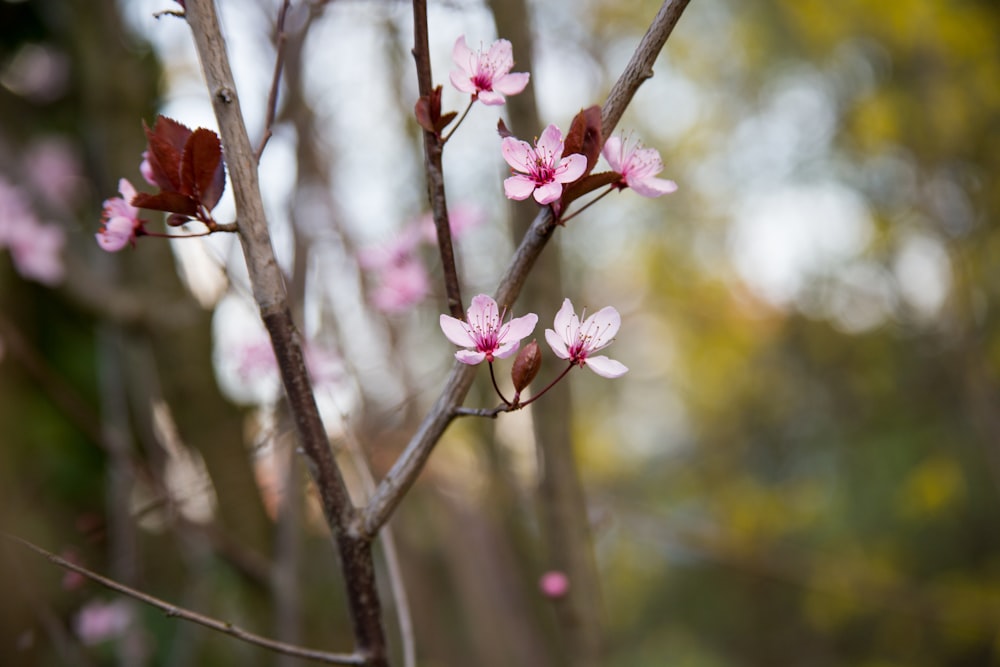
[256,0,292,163]
[412,0,463,318]
[361,0,691,539]
[2,534,365,666]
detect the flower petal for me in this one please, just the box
[455,349,486,365]
[579,305,621,350]
[493,339,521,359]
[545,328,570,359]
[493,72,529,96]
[440,314,475,347]
[449,70,477,94]
[536,124,564,161]
[552,298,576,340]
[478,91,506,106]
[504,312,538,342]
[533,181,563,205]
[584,355,628,378]
[451,35,473,74]
[501,137,535,172]
[504,175,537,201]
[629,176,678,198]
[468,293,499,322]
[554,153,587,184]
[601,136,624,172]
[486,39,514,72]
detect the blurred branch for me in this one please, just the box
[3,534,365,666]
[255,0,291,163]
[361,0,692,539]
[183,1,387,663]
[412,0,464,318]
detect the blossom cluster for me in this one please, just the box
[0,177,65,285]
[440,294,628,379]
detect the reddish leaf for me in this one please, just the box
[437,111,458,132]
[131,191,199,216]
[181,128,225,209]
[496,118,514,139]
[560,171,621,209]
[415,86,456,135]
[166,214,191,227]
[563,106,603,174]
[143,116,193,192]
[415,96,435,133]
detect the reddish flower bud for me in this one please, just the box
[511,339,542,393]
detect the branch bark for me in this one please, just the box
[183,1,387,663]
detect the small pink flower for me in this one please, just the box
[372,258,431,314]
[545,298,628,378]
[602,135,678,198]
[96,178,143,252]
[539,571,570,599]
[450,36,529,106]
[74,599,133,646]
[8,220,65,285]
[440,293,538,365]
[502,124,587,205]
[418,204,484,243]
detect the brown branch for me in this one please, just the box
[361,0,692,538]
[3,534,364,666]
[255,0,291,163]
[412,0,463,318]
[182,1,387,663]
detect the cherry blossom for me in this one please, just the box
[440,293,537,365]
[502,124,587,205]
[450,36,529,106]
[371,257,431,314]
[96,178,143,252]
[602,135,678,198]
[539,571,570,598]
[0,177,65,285]
[545,298,628,378]
[74,599,133,646]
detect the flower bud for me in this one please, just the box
[511,339,542,393]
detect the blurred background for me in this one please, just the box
[1,0,999,665]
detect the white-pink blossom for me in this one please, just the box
[545,298,628,378]
[450,36,529,106]
[502,124,587,205]
[96,178,142,252]
[440,293,537,365]
[372,258,431,314]
[74,599,133,646]
[7,220,65,285]
[602,135,677,198]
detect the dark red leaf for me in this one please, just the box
[415,96,435,133]
[166,214,191,227]
[181,128,224,209]
[437,111,458,132]
[496,118,513,139]
[131,191,199,216]
[564,106,603,174]
[560,171,621,209]
[143,116,193,192]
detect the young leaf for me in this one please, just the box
[131,191,199,216]
[181,128,224,209]
[143,116,193,192]
[563,106,603,174]
[560,171,621,209]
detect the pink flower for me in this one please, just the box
[440,293,538,365]
[450,36,529,106]
[602,135,678,198]
[372,258,431,313]
[539,571,570,598]
[74,599,133,646]
[502,124,587,205]
[418,204,484,243]
[96,178,142,252]
[545,298,628,378]
[8,220,65,285]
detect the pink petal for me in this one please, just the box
[580,306,621,349]
[440,314,475,347]
[554,153,587,184]
[451,36,474,75]
[468,293,499,321]
[545,328,570,359]
[504,312,538,342]
[602,136,625,172]
[501,137,535,172]
[493,72,529,96]
[455,349,487,365]
[478,91,506,106]
[630,176,678,198]
[584,355,628,378]
[536,124,565,161]
[118,178,136,206]
[533,181,563,205]
[450,70,477,94]
[504,175,537,201]
[552,298,576,338]
[486,39,514,72]
[493,339,522,359]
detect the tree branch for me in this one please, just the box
[361,0,692,538]
[182,1,387,663]
[3,534,365,666]
[412,0,463,318]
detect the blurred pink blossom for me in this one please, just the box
[602,135,678,198]
[24,138,82,209]
[502,124,586,205]
[372,257,431,314]
[74,599,133,646]
[539,570,570,598]
[440,293,537,365]
[0,178,65,285]
[418,204,484,243]
[450,36,529,106]
[139,151,157,187]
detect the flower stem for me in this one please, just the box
[517,361,575,408]
[488,361,513,406]
[559,185,616,224]
[441,98,476,144]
